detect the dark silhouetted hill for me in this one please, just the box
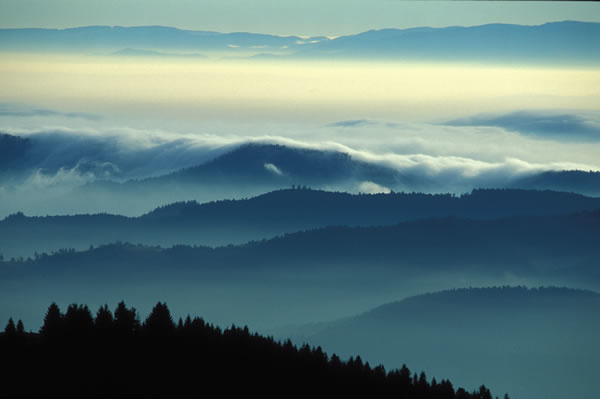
[288,286,600,399]
[0,301,495,398]
[149,143,398,187]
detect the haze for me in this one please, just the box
[1,55,599,125]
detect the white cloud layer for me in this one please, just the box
[1,107,599,216]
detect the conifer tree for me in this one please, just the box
[64,304,94,335]
[114,301,139,335]
[95,304,114,333]
[4,318,16,335]
[40,302,62,336]
[16,320,24,335]
[143,302,175,335]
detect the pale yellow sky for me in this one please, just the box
[1,55,599,124]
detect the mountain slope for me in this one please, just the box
[291,287,600,399]
[509,170,600,197]
[149,143,399,187]
[0,133,31,176]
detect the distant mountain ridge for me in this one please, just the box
[1,21,598,63]
[3,209,599,284]
[293,21,600,64]
[149,143,398,187]
[0,25,323,54]
[2,187,600,259]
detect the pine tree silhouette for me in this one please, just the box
[4,318,16,335]
[114,301,139,336]
[64,304,94,337]
[40,302,62,337]
[95,304,114,334]
[143,302,175,335]
[16,319,24,335]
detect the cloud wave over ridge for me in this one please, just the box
[1,106,599,216]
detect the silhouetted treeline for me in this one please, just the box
[0,301,498,398]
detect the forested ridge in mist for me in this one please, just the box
[2,209,598,278]
[280,286,600,399]
[2,187,600,258]
[0,301,498,399]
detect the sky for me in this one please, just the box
[0,1,599,36]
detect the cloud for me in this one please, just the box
[264,163,283,176]
[0,127,236,181]
[0,103,102,121]
[23,165,96,190]
[328,119,375,128]
[357,181,391,194]
[0,104,599,218]
[3,118,598,190]
[445,111,600,141]
[0,117,599,217]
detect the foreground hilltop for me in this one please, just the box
[0,301,496,398]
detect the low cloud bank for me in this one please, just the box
[1,106,599,216]
[446,110,600,141]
